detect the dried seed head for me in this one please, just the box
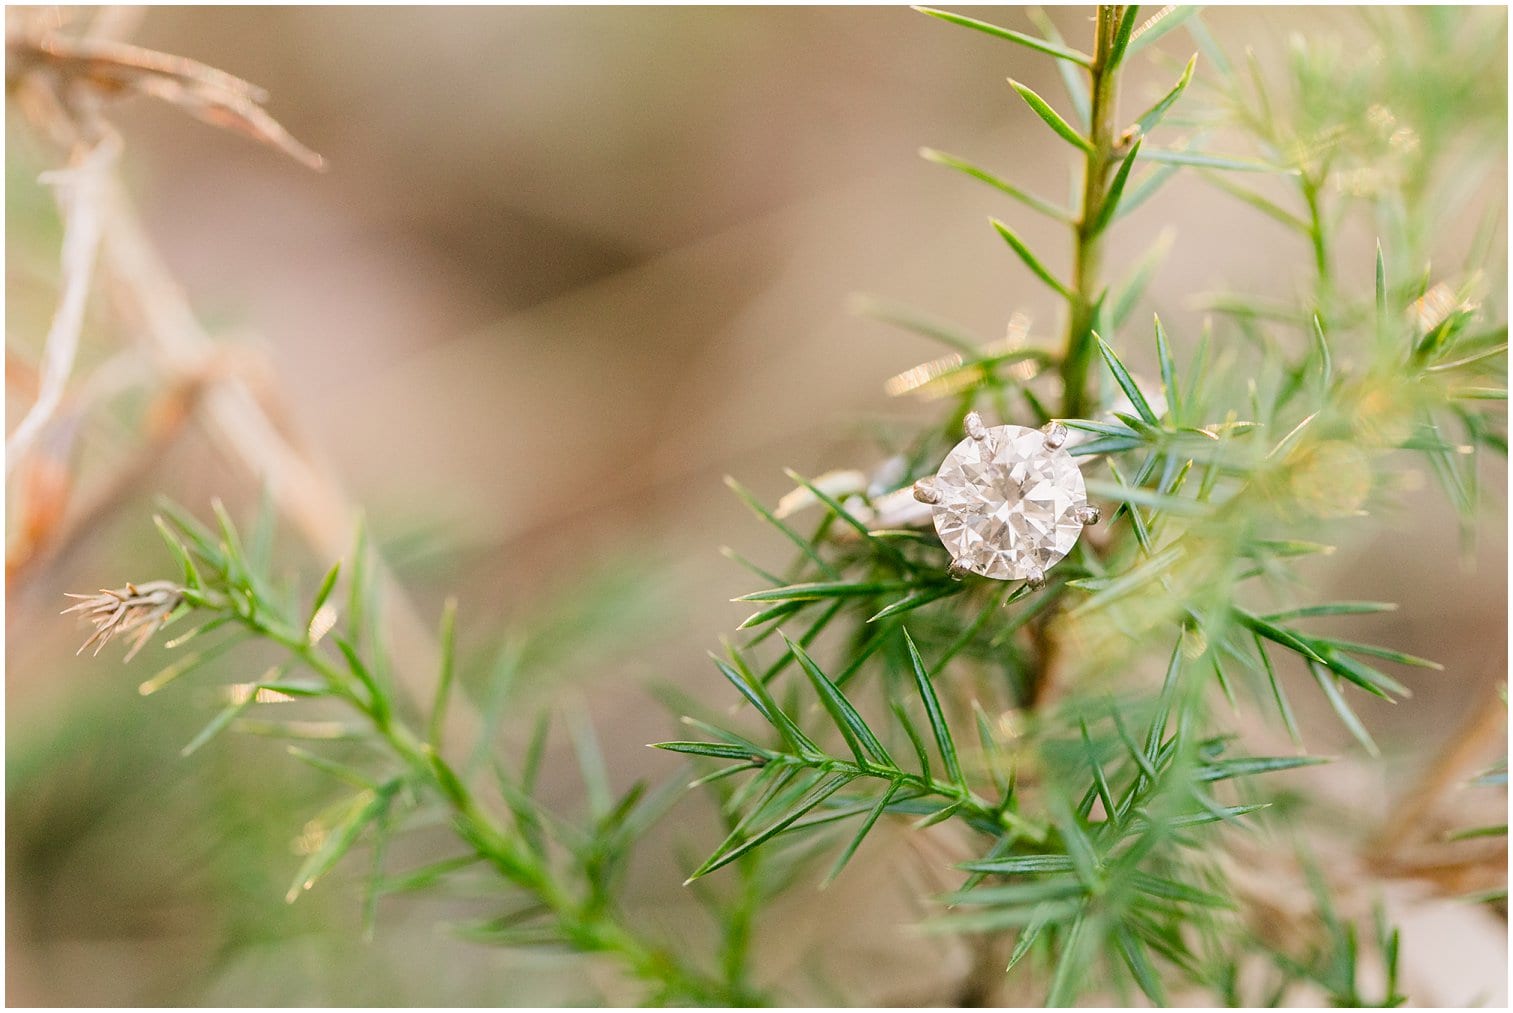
[62,580,185,660]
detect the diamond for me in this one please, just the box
[928,424,1090,581]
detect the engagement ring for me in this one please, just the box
[913,412,1099,587]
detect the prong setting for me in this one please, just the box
[1074,504,1101,525]
[925,417,1089,583]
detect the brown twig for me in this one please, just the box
[6,369,203,588]
[4,121,118,472]
[1370,678,1507,871]
[5,24,326,170]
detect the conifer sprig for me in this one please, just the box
[107,503,766,1006]
[671,5,1505,1004]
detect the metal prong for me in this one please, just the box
[1024,567,1046,590]
[1074,504,1101,525]
[1041,421,1068,450]
[947,557,974,580]
[964,411,987,441]
[913,478,941,504]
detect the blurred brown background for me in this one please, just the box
[6,5,1507,1006]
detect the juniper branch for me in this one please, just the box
[99,508,757,1006]
[1059,6,1130,419]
